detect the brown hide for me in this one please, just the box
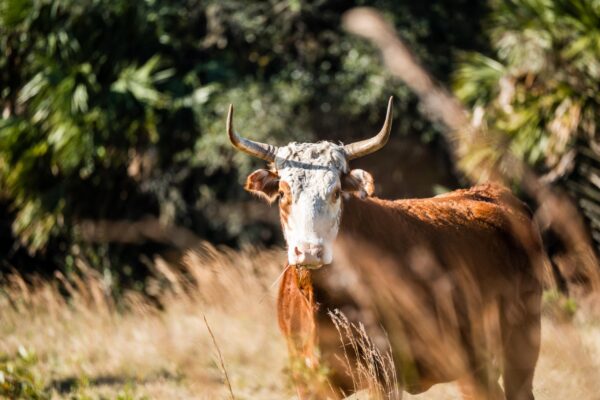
[279,183,545,399]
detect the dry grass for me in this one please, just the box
[0,244,292,399]
[329,309,401,400]
[1,244,600,399]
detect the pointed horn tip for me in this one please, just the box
[386,96,394,112]
[377,95,394,132]
[226,104,234,133]
[343,96,394,160]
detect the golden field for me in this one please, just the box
[1,244,599,399]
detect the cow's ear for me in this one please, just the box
[342,169,375,199]
[245,169,280,203]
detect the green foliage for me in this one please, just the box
[454,0,600,255]
[0,346,47,399]
[454,0,600,171]
[0,346,148,400]
[67,377,148,400]
[542,289,578,321]
[0,0,488,282]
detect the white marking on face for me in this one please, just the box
[275,142,348,267]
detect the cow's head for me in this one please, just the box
[228,98,393,268]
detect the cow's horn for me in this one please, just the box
[344,96,393,160]
[227,104,278,162]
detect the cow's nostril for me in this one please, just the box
[316,248,323,258]
[294,246,302,256]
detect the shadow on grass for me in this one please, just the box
[47,370,181,394]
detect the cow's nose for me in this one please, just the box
[293,243,324,266]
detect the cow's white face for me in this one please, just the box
[245,142,374,268]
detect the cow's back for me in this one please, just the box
[337,183,541,284]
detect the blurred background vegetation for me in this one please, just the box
[1,0,598,293]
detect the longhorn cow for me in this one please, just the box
[227,98,544,400]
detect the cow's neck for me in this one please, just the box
[338,194,413,255]
[341,195,399,234]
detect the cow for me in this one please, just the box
[227,97,545,400]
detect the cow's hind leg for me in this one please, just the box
[458,373,503,400]
[500,287,541,400]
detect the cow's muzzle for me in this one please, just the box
[292,243,325,268]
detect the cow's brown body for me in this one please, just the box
[279,183,544,400]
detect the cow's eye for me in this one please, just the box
[279,190,285,200]
[332,189,341,201]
